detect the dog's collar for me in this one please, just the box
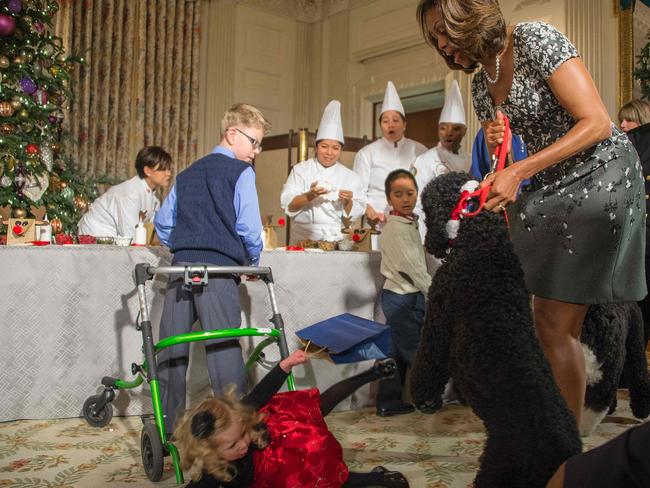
[445,180,481,242]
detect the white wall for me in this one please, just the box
[196,0,623,239]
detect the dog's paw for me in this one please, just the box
[416,399,442,414]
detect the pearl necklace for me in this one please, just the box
[484,55,500,84]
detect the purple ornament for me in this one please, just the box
[48,114,57,124]
[33,21,45,34]
[0,14,16,37]
[20,77,37,95]
[7,0,22,14]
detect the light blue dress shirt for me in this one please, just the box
[154,146,263,265]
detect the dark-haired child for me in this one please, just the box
[376,169,432,417]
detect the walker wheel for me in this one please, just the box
[141,423,164,482]
[82,395,113,427]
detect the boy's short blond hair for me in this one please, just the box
[221,103,272,136]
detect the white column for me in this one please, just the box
[197,0,237,156]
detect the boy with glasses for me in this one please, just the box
[154,103,270,433]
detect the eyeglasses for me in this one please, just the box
[234,128,262,153]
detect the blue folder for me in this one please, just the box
[296,313,392,364]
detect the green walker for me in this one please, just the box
[82,263,295,484]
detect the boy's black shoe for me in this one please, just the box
[376,400,415,417]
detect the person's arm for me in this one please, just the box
[234,167,263,266]
[483,59,611,209]
[113,194,142,238]
[482,24,611,209]
[286,182,329,214]
[344,173,367,220]
[353,149,382,219]
[243,351,308,409]
[154,185,176,248]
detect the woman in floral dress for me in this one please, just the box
[416,0,646,427]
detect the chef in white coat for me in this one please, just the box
[78,146,172,238]
[280,100,365,244]
[412,80,470,241]
[353,81,427,223]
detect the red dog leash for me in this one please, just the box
[450,115,511,221]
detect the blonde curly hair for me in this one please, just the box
[174,387,269,482]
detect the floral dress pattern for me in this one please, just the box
[471,22,646,303]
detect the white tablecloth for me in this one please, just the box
[0,247,383,421]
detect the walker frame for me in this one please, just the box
[82,263,295,484]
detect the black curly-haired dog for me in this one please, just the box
[580,301,650,435]
[409,172,581,488]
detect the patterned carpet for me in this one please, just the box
[0,392,642,487]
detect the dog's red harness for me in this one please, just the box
[450,115,511,221]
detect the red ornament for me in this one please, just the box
[77,234,97,244]
[352,233,361,242]
[54,233,74,245]
[0,14,16,37]
[33,89,48,106]
[278,218,286,226]
[25,143,39,155]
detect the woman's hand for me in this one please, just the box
[306,181,328,201]
[279,350,309,373]
[481,164,524,212]
[338,189,353,204]
[484,110,512,155]
[365,205,386,223]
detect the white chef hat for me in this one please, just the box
[316,100,344,144]
[439,80,466,126]
[380,81,405,117]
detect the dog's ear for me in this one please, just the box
[421,173,472,258]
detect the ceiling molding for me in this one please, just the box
[236,0,376,23]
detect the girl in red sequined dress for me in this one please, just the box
[175,350,410,488]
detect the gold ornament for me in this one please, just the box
[50,217,62,234]
[13,208,28,219]
[60,181,67,189]
[0,102,14,117]
[50,174,61,191]
[0,123,16,134]
[6,156,15,171]
[10,99,21,110]
[18,109,29,118]
[73,196,89,212]
[40,44,54,57]
[0,56,9,69]
[61,78,69,88]
[49,65,60,77]
[13,56,25,65]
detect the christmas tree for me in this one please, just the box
[0,0,94,235]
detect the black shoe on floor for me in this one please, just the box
[376,400,415,417]
[373,358,397,379]
[371,466,410,488]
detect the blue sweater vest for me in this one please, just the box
[171,153,249,266]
